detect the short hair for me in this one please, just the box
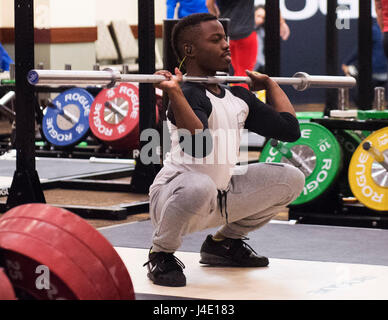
[171,13,218,62]
[254,4,265,11]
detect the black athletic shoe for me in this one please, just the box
[199,235,269,267]
[143,249,186,287]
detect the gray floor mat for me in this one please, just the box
[100,220,388,266]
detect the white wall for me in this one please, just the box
[0,0,167,28]
[2,0,380,28]
[95,0,167,25]
[0,0,14,27]
[0,0,52,27]
[49,0,96,27]
[1,0,168,70]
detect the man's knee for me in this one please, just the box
[174,173,217,212]
[283,164,305,201]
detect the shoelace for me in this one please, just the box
[235,237,258,256]
[143,252,186,270]
[217,189,229,224]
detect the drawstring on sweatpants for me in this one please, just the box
[217,190,229,224]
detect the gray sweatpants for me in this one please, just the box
[149,162,305,253]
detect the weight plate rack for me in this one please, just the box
[288,117,388,229]
[0,83,151,220]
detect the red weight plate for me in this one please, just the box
[90,83,139,142]
[0,231,98,299]
[106,103,160,152]
[107,127,139,152]
[1,204,135,300]
[90,82,161,152]
[0,217,120,299]
[0,268,16,300]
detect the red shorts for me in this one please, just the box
[229,32,258,89]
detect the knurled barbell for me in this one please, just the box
[27,69,356,91]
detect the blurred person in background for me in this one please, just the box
[341,19,387,105]
[206,0,256,89]
[0,43,13,72]
[253,4,290,73]
[167,0,208,19]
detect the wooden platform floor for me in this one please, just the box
[116,247,388,300]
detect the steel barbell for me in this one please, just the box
[27,69,356,91]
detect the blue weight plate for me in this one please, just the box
[42,88,94,147]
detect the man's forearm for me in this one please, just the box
[168,89,204,134]
[265,80,296,117]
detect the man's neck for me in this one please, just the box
[186,69,220,94]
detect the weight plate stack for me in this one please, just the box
[0,204,135,300]
[0,267,16,300]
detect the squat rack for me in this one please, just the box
[4,0,158,218]
[3,0,379,224]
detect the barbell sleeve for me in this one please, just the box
[44,99,79,124]
[104,101,128,118]
[27,69,356,91]
[28,69,120,87]
[61,109,79,125]
[270,139,314,176]
[363,141,388,172]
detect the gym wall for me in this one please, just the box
[0,0,382,105]
[0,0,167,70]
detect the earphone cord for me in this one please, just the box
[178,56,187,71]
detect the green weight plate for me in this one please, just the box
[35,141,45,147]
[35,141,88,148]
[334,130,362,157]
[77,141,88,147]
[356,130,372,140]
[259,122,342,205]
[333,130,362,197]
[358,110,388,120]
[296,111,324,123]
[1,79,15,85]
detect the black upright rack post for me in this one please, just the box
[325,0,338,116]
[6,0,45,210]
[130,0,160,193]
[163,19,179,73]
[264,0,280,77]
[358,0,373,109]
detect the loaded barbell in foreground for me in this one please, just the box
[27,69,356,91]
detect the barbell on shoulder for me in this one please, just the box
[27,69,356,91]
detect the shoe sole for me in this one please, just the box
[147,272,186,287]
[199,252,269,267]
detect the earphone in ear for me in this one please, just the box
[185,45,192,55]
